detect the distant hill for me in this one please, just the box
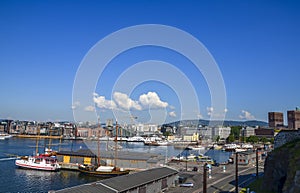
[162,119,268,128]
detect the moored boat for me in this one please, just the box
[78,164,130,178]
[15,155,60,171]
[79,120,130,178]
[0,133,13,140]
[127,136,145,142]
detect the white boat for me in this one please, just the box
[235,148,247,153]
[127,136,145,142]
[15,125,60,171]
[241,144,253,149]
[187,145,205,150]
[15,155,60,171]
[156,141,169,146]
[0,133,13,140]
[224,143,240,151]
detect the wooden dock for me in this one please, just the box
[15,135,63,139]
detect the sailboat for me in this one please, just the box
[15,125,60,171]
[78,120,130,178]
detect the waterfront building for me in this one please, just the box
[56,149,165,171]
[54,167,178,193]
[197,126,231,140]
[240,127,256,138]
[268,112,284,128]
[135,123,159,135]
[199,127,212,140]
[237,150,263,165]
[62,122,77,138]
[183,133,199,141]
[106,119,113,127]
[0,119,13,133]
[287,109,300,130]
[255,128,274,138]
[212,127,231,140]
[76,127,106,138]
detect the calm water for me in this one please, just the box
[0,138,231,193]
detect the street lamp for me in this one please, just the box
[235,152,238,193]
[203,163,208,193]
[184,147,189,171]
[256,148,259,179]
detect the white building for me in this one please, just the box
[212,127,231,140]
[199,127,212,139]
[136,123,159,134]
[240,127,256,137]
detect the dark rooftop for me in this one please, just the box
[54,167,178,193]
[99,167,178,192]
[57,149,164,161]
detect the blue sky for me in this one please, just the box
[0,0,299,124]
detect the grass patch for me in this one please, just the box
[242,177,274,193]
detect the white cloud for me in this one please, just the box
[93,91,169,112]
[239,110,255,120]
[197,113,203,119]
[113,92,142,110]
[71,101,80,110]
[139,92,168,108]
[207,107,214,116]
[93,93,117,109]
[169,105,175,110]
[84,105,95,112]
[169,111,177,117]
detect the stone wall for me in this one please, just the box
[274,130,300,148]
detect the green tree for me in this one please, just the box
[260,137,268,144]
[246,136,259,143]
[231,126,242,140]
[227,134,235,143]
[163,131,172,137]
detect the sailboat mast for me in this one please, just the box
[48,124,52,149]
[114,120,118,167]
[97,117,101,166]
[35,124,40,155]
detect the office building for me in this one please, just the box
[268,112,284,128]
[288,109,300,130]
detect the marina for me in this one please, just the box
[0,137,232,192]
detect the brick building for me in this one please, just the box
[268,112,284,128]
[287,110,300,130]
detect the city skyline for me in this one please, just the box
[0,1,299,124]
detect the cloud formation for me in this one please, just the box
[93,93,117,109]
[71,101,80,110]
[84,105,95,112]
[197,113,203,119]
[139,92,168,108]
[239,110,255,120]
[113,92,142,110]
[207,107,214,116]
[169,111,176,117]
[93,91,168,111]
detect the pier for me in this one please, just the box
[16,135,63,139]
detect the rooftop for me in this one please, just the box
[54,167,178,193]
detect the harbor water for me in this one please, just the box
[0,138,231,192]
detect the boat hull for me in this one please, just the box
[15,157,60,171]
[78,165,130,178]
